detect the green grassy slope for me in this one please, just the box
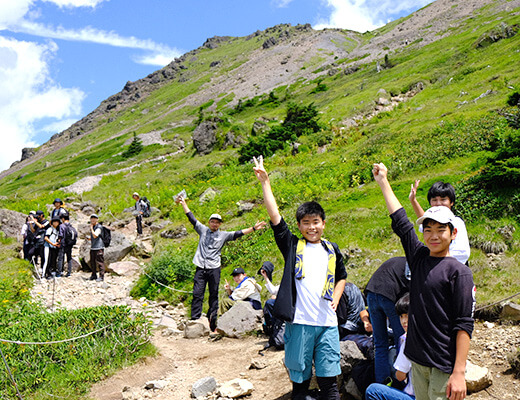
[1,3,520,307]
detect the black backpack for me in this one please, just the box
[141,197,151,217]
[268,319,285,350]
[63,223,78,246]
[100,225,111,248]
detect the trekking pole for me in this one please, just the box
[51,275,56,312]
[31,257,41,280]
[0,345,24,400]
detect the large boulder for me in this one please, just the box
[216,301,262,338]
[193,121,217,155]
[107,261,139,276]
[79,231,132,266]
[501,302,520,321]
[0,209,27,238]
[184,317,210,339]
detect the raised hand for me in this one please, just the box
[372,163,388,183]
[409,179,420,202]
[253,156,269,183]
[254,220,267,231]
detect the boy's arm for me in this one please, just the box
[372,163,402,214]
[239,221,268,236]
[331,279,346,311]
[360,309,373,333]
[409,179,425,218]
[253,156,281,226]
[446,330,470,400]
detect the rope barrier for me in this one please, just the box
[0,326,107,346]
[141,270,193,294]
[0,346,24,399]
[475,291,520,312]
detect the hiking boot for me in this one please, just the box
[96,277,104,282]
[89,274,97,281]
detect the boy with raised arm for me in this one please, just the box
[254,156,347,400]
[372,163,475,400]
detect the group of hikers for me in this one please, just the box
[21,198,77,279]
[19,157,474,400]
[178,157,474,400]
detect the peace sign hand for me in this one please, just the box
[253,156,269,183]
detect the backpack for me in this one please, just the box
[63,223,78,246]
[141,197,151,217]
[268,319,285,350]
[100,225,111,248]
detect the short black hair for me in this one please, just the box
[422,218,455,234]
[427,181,456,205]
[295,201,325,223]
[395,292,410,316]
[60,213,70,221]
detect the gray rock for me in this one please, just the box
[218,378,254,398]
[145,380,167,390]
[193,121,217,155]
[0,209,27,238]
[249,359,267,370]
[340,340,366,375]
[501,302,520,321]
[466,361,492,393]
[121,386,140,400]
[251,121,269,136]
[216,301,262,338]
[236,201,254,215]
[199,188,218,204]
[107,261,139,276]
[21,147,36,161]
[156,314,178,330]
[191,376,217,398]
[149,220,169,233]
[184,317,210,339]
[160,225,188,239]
[81,206,96,216]
[79,230,132,266]
[262,37,277,49]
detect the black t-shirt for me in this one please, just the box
[391,207,475,374]
[364,256,410,303]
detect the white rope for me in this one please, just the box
[141,270,193,294]
[0,325,107,346]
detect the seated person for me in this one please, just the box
[258,261,285,349]
[337,282,372,339]
[219,267,262,314]
[365,293,414,400]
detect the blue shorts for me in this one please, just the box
[284,323,341,383]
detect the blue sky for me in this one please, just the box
[0,0,434,171]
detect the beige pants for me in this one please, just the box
[411,362,450,400]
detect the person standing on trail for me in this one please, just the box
[132,192,147,237]
[88,214,105,282]
[176,195,267,333]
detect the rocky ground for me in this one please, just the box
[29,261,520,400]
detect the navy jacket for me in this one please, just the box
[271,218,347,322]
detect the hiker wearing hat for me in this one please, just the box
[373,163,475,400]
[176,195,267,333]
[51,198,68,220]
[132,192,147,237]
[219,267,262,315]
[258,261,285,348]
[43,216,61,278]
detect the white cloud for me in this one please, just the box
[0,36,84,172]
[13,20,181,64]
[43,0,106,8]
[272,0,295,8]
[314,0,434,32]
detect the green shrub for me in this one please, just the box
[122,133,143,159]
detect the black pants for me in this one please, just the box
[23,242,33,260]
[57,245,73,276]
[90,249,105,278]
[28,245,44,267]
[136,215,143,234]
[46,247,59,277]
[191,267,220,331]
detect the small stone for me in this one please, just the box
[218,379,254,398]
[145,379,167,390]
[249,359,267,370]
[484,321,495,329]
[466,361,492,393]
[192,376,217,398]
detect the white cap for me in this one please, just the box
[209,213,222,222]
[416,206,455,226]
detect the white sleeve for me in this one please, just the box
[394,338,412,374]
[94,227,102,237]
[265,280,279,296]
[450,217,470,264]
